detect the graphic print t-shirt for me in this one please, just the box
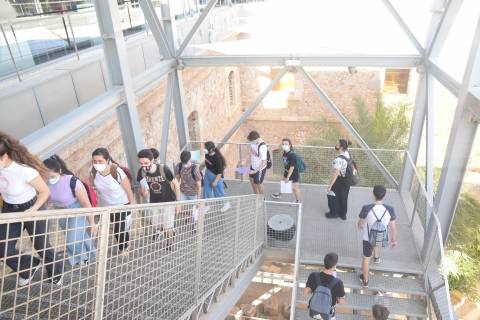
[139,165,176,203]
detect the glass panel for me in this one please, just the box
[179,0,419,55]
[437,0,480,81]
[390,0,433,46]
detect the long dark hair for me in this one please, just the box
[43,154,74,176]
[92,147,119,165]
[204,141,227,167]
[0,131,49,180]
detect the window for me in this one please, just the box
[384,69,410,94]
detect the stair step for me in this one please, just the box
[300,257,423,275]
[299,269,426,296]
[298,293,427,318]
[296,309,372,320]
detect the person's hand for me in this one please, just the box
[326,186,331,193]
[249,170,256,175]
[357,220,364,229]
[25,207,36,213]
[211,180,217,188]
[283,177,289,183]
[90,224,99,236]
[390,240,397,248]
[175,205,182,214]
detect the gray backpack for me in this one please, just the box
[308,276,338,319]
[368,207,389,247]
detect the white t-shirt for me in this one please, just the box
[358,203,396,241]
[0,161,39,204]
[250,140,268,171]
[332,151,350,177]
[93,167,129,206]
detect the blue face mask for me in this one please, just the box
[48,176,60,185]
[204,149,209,155]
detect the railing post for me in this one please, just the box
[238,144,243,183]
[67,15,80,60]
[290,203,303,320]
[94,211,111,320]
[194,203,205,304]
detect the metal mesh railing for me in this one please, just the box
[179,142,404,189]
[0,194,264,320]
[402,152,455,320]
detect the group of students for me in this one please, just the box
[0,129,398,320]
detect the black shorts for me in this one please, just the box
[250,167,267,184]
[285,171,300,183]
[363,240,374,258]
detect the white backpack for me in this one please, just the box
[367,207,389,247]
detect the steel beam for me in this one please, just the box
[181,54,422,67]
[160,73,174,163]
[218,67,291,149]
[426,0,464,58]
[177,0,218,57]
[94,0,144,173]
[400,72,427,193]
[426,73,435,220]
[434,17,480,243]
[381,0,425,55]
[139,0,174,58]
[298,67,398,188]
[160,3,190,150]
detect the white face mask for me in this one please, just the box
[48,176,60,185]
[282,145,290,152]
[93,163,107,172]
[204,149,209,155]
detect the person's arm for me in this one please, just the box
[357,205,368,229]
[171,178,181,201]
[285,166,294,182]
[357,218,366,229]
[139,178,149,199]
[26,176,50,212]
[303,287,312,297]
[327,169,340,193]
[212,173,222,187]
[75,183,98,234]
[121,176,134,204]
[389,220,397,248]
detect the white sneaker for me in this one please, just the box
[18,263,41,287]
[220,202,231,212]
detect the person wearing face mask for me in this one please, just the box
[90,148,134,255]
[247,131,268,195]
[0,132,63,287]
[281,138,302,203]
[203,141,229,204]
[43,155,97,267]
[325,139,352,220]
[137,149,180,248]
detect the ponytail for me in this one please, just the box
[0,131,49,180]
[43,154,74,176]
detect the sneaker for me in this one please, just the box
[359,274,368,288]
[271,193,281,199]
[18,263,41,287]
[340,216,347,221]
[220,202,231,212]
[52,275,63,287]
[373,257,381,264]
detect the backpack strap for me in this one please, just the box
[337,154,349,162]
[257,142,266,156]
[327,276,339,290]
[110,164,120,183]
[372,206,388,222]
[69,176,77,198]
[191,164,197,180]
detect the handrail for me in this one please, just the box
[404,151,455,319]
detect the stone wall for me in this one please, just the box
[57,66,243,178]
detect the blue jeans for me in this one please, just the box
[58,201,97,266]
[180,193,198,201]
[203,169,225,199]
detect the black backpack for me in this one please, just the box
[177,162,204,186]
[258,142,272,169]
[338,155,359,186]
[69,176,96,206]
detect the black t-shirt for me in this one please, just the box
[205,152,225,175]
[139,165,176,203]
[306,272,345,307]
[283,151,298,177]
